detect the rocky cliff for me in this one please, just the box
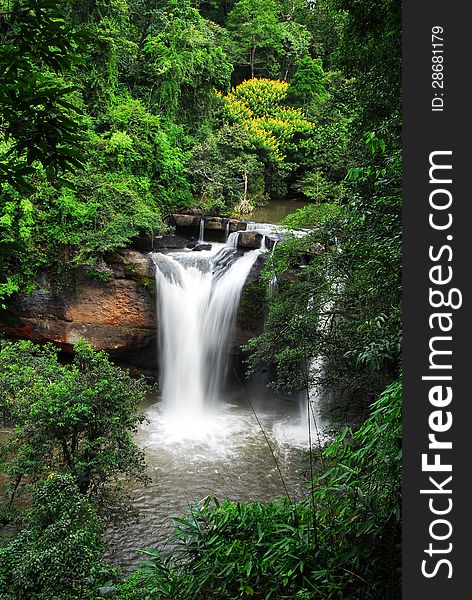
[3,244,267,373]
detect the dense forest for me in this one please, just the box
[0,0,401,598]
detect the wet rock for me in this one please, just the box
[235,276,267,345]
[237,231,263,249]
[245,253,266,284]
[118,250,154,278]
[152,233,189,250]
[193,243,212,251]
[229,220,248,233]
[172,214,201,228]
[202,217,225,230]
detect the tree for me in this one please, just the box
[331,0,401,144]
[189,123,265,214]
[0,339,150,508]
[279,20,312,81]
[226,0,283,80]
[286,56,326,108]
[133,0,232,120]
[219,78,315,162]
[0,0,85,192]
[0,474,112,599]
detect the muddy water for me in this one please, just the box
[245,199,308,224]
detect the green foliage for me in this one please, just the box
[312,378,402,599]
[289,71,353,202]
[0,0,85,191]
[331,0,401,145]
[0,474,112,599]
[0,2,402,598]
[245,0,401,402]
[247,137,401,402]
[281,202,341,229]
[140,2,232,119]
[114,497,321,599]
[220,78,315,162]
[293,169,345,203]
[0,94,191,288]
[245,232,330,394]
[189,123,265,214]
[66,0,131,113]
[286,56,326,107]
[226,0,284,79]
[226,0,312,82]
[334,139,401,381]
[0,339,150,507]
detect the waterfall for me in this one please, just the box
[226,231,239,248]
[268,240,279,298]
[198,218,205,243]
[225,221,230,241]
[152,244,260,424]
[303,290,339,446]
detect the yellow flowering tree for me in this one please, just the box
[218,78,315,162]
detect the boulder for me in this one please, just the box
[202,217,225,230]
[118,250,154,278]
[152,233,190,250]
[229,220,248,233]
[237,231,263,249]
[172,214,201,228]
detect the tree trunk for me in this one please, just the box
[250,41,256,78]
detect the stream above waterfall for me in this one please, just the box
[245,199,309,224]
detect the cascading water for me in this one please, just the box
[198,218,205,243]
[300,290,340,446]
[268,240,279,298]
[152,244,260,429]
[226,231,239,248]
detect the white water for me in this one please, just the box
[226,231,239,248]
[152,244,260,431]
[198,218,205,243]
[302,294,338,446]
[105,388,309,570]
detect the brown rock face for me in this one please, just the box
[4,252,157,370]
[172,214,200,228]
[237,231,263,249]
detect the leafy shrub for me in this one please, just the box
[281,203,341,229]
[0,339,150,509]
[0,474,113,599]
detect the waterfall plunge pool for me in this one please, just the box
[104,385,322,571]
